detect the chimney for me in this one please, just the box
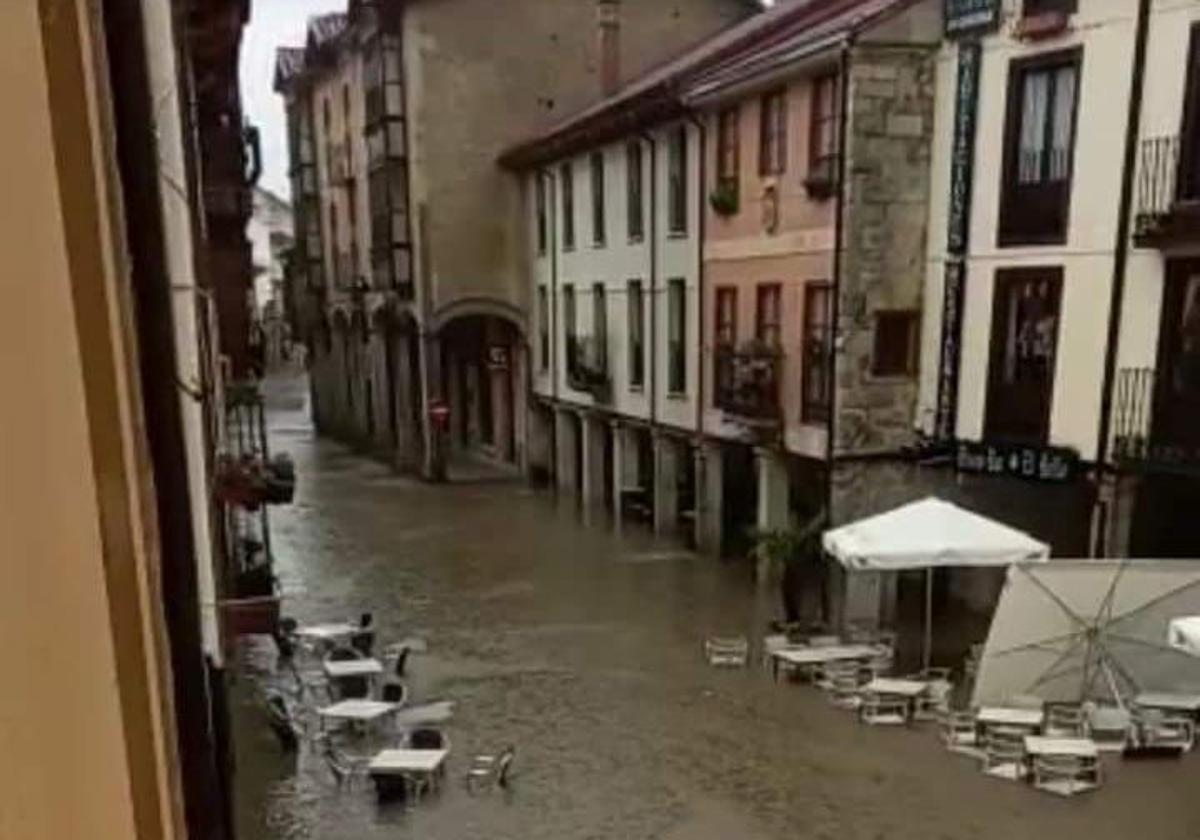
[597,0,620,97]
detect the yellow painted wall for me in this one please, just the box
[0,2,179,838]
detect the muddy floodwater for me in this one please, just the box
[230,374,1200,840]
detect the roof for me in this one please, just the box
[498,0,915,170]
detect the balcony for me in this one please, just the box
[1134,135,1200,248]
[567,336,611,402]
[1113,367,1200,474]
[714,343,782,425]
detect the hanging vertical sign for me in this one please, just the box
[935,40,983,441]
[944,0,1000,37]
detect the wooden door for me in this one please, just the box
[984,267,1063,444]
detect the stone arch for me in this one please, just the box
[429,296,527,338]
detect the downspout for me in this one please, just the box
[640,130,660,430]
[686,111,708,443]
[1093,0,1152,556]
[825,37,853,525]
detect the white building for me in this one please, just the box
[248,187,294,368]
[919,0,1200,558]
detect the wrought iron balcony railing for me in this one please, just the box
[1113,366,1200,473]
[1135,135,1200,247]
[714,343,782,423]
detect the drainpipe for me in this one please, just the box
[686,112,708,443]
[825,37,853,526]
[1093,0,1153,557]
[640,130,660,431]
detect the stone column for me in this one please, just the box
[653,432,680,535]
[421,333,446,482]
[580,412,608,509]
[695,439,724,556]
[554,408,579,496]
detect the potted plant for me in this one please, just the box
[213,453,269,510]
[708,179,739,217]
[750,513,827,628]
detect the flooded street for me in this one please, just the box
[230,373,1200,840]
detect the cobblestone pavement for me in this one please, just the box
[230,372,1200,840]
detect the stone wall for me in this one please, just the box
[835,45,936,455]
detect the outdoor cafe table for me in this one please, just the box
[296,622,358,643]
[864,678,928,711]
[976,706,1044,739]
[368,748,449,796]
[323,657,384,683]
[770,644,884,681]
[1024,736,1099,758]
[1134,691,1200,718]
[317,699,398,732]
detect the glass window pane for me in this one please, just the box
[1049,66,1077,181]
[1019,71,1049,183]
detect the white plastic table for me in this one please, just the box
[323,658,384,679]
[1024,736,1099,757]
[864,678,928,697]
[368,748,449,796]
[317,699,397,727]
[296,622,358,642]
[771,644,884,681]
[977,706,1044,737]
[1134,692,1200,714]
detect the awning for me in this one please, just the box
[822,497,1050,571]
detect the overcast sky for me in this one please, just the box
[241,0,775,201]
[241,0,342,200]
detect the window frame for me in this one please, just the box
[714,286,738,348]
[590,151,606,247]
[537,285,549,371]
[668,127,688,236]
[759,88,788,176]
[592,282,607,372]
[667,278,687,394]
[626,141,645,241]
[563,283,577,377]
[755,283,783,347]
[808,72,840,187]
[716,107,740,195]
[998,48,1083,247]
[801,281,833,424]
[628,279,645,389]
[535,176,547,255]
[560,162,575,250]
[871,309,920,378]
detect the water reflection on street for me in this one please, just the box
[230,375,1200,840]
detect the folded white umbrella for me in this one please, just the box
[974,560,1200,707]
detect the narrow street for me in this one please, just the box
[230,373,1200,840]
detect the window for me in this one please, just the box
[802,282,833,423]
[717,107,740,194]
[999,50,1081,246]
[561,163,575,249]
[626,142,644,241]
[535,176,547,254]
[590,152,606,246]
[715,287,737,347]
[668,279,687,393]
[538,286,549,371]
[668,127,688,235]
[342,83,351,135]
[808,72,840,187]
[628,280,645,388]
[984,267,1063,443]
[759,88,787,175]
[871,310,920,377]
[563,284,577,375]
[756,284,782,347]
[592,283,607,372]
[1180,24,1200,203]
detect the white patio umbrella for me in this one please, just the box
[973,560,1200,708]
[823,497,1050,669]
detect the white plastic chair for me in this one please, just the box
[859,692,909,726]
[982,728,1028,781]
[704,636,749,667]
[1032,753,1101,796]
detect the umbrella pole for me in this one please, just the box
[923,568,933,672]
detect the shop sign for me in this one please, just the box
[956,441,1080,483]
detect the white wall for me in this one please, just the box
[530,121,703,433]
[921,0,1141,460]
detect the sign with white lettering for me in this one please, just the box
[956,441,1080,483]
[945,0,1000,37]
